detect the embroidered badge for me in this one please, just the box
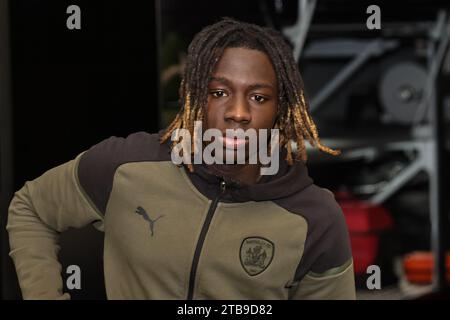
[240,237,274,276]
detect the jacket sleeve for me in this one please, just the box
[6,152,104,300]
[289,191,356,300]
[289,258,356,300]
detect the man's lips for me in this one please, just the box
[217,136,248,149]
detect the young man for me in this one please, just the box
[7,18,355,300]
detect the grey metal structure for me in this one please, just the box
[289,3,450,292]
[307,39,399,113]
[283,0,317,62]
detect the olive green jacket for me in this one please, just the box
[7,131,355,300]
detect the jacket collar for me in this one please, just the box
[186,149,314,202]
[159,130,314,202]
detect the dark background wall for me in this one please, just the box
[1,0,159,299]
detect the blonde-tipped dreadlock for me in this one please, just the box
[160,18,340,172]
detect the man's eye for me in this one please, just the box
[210,90,227,98]
[252,95,267,103]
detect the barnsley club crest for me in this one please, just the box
[240,237,274,276]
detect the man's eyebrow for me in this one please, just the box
[210,76,275,90]
[248,83,275,91]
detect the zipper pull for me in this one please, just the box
[220,180,226,193]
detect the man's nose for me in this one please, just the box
[224,95,251,124]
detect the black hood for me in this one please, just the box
[185,149,314,202]
[158,129,314,202]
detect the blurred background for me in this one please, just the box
[1,0,449,299]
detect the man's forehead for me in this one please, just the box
[210,48,276,82]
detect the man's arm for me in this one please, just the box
[289,189,356,300]
[289,258,356,300]
[6,152,104,299]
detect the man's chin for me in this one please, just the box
[213,148,259,165]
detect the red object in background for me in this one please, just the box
[335,191,394,275]
[403,251,450,284]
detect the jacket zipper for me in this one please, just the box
[187,179,227,300]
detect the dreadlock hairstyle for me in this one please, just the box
[160,17,340,172]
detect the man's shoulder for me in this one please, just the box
[81,131,171,164]
[76,131,172,214]
[274,183,344,226]
[274,184,352,281]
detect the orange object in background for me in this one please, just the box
[403,251,450,284]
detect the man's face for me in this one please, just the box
[204,47,278,158]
